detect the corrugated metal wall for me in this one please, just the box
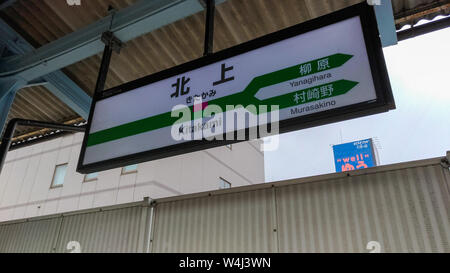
[0,217,60,253]
[0,202,151,253]
[54,206,150,253]
[151,163,450,253]
[275,165,450,253]
[151,189,276,253]
[1,160,449,253]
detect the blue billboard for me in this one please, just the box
[333,138,377,172]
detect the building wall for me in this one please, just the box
[0,133,265,222]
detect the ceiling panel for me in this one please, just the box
[0,0,448,142]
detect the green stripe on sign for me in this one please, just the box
[87,54,355,147]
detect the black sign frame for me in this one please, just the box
[77,2,395,174]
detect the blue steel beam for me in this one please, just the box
[0,92,16,134]
[0,0,226,81]
[0,78,24,102]
[23,78,48,88]
[0,19,91,119]
[0,78,25,133]
[371,0,398,47]
[0,0,16,11]
[0,1,83,11]
[43,71,91,117]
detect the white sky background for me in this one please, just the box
[264,20,450,182]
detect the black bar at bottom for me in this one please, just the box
[0,253,447,272]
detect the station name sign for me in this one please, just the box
[77,3,394,174]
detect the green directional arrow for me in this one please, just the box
[203,80,358,116]
[202,53,353,108]
[259,80,358,110]
[243,53,353,97]
[87,54,355,147]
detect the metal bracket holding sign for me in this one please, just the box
[77,2,394,174]
[94,6,124,97]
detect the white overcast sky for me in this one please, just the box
[264,19,450,182]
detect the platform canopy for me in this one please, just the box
[0,0,448,147]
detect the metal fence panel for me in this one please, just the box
[275,164,450,253]
[0,217,60,253]
[1,161,449,253]
[152,189,276,253]
[54,206,149,253]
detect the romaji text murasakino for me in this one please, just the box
[290,100,336,115]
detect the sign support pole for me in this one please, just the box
[203,0,215,56]
[94,7,123,96]
[94,41,113,96]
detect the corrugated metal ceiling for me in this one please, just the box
[0,0,448,142]
[393,0,450,28]
[5,86,80,139]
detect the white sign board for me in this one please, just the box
[78,3,394,173]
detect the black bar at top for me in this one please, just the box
[203,0,215,56]
[94,44,113,96]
